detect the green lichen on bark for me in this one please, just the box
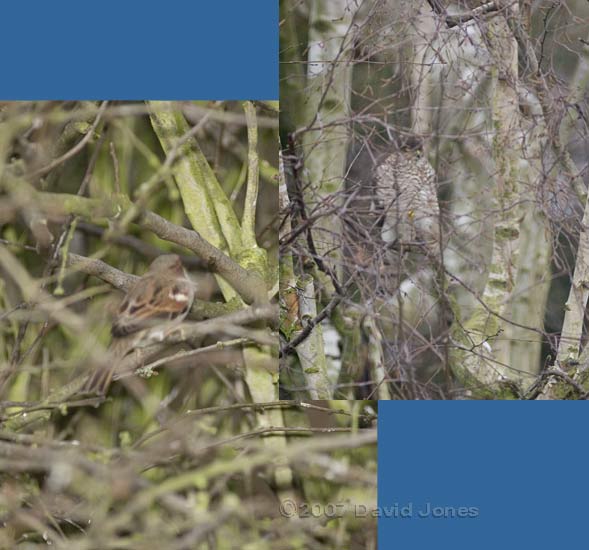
[448,302,523,398]
[148,102,241,253]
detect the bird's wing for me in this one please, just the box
[112,276,193,337]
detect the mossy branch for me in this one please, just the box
[2,181,267,304]
[148,101,243,255]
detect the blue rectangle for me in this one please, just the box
[1,1,277,99]
[379,402,588,549]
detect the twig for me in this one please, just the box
[280,283,349,357]
[110,104,215,237]
[426,0,501,28]
[125,339,246,375]
[110,305,278,381]
[4,181,267,305]
[28,101,108,178]
[75,220,204,269]
[110,141,121,193]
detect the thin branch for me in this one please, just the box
[280,279,353,357]
[75,220,204,269]
[426,1,502,28]
[28,101,108,178]
[242,101,260,248]
[140,209,267,304]
[2,182,267,305]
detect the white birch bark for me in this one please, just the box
[301,0,353,264]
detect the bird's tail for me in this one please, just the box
[81,364,115,396]
[80,338,129,396]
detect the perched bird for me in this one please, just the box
[82,254,195,395]
[374,139,440,258]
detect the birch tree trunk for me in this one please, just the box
[280,0,355,397]
[300,0,353,266]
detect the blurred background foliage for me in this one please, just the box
[0,399,376,549]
